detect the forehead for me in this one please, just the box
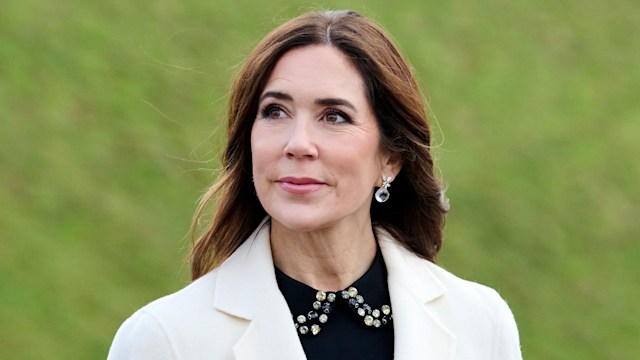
[262,45,366,100]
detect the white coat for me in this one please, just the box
[108,219,522,359]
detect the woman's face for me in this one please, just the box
[251,45,397,232]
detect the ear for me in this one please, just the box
[379,152,402,185]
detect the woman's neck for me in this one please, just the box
[270,218,377,292]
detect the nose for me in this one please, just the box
[283,118,318,159]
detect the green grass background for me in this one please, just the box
[1,0,638,358]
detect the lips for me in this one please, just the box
[276,177,325,194]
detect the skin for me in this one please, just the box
[251,45,401,291]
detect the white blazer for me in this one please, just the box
[108,219,522,359]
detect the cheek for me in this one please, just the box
[250,127,266,164]
[250,129,278,181]
[250,133,264,181]
[331,143,383,187]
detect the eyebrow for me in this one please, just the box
[260,91,357,113]
[315,98,357,112]
[259,91,293,102]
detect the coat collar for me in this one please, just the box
[213,218,307,359]
[376,227,457,359]
[214,218,456,360]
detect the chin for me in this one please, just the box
[269,212,336,234]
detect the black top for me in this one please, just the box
[275,247,395,360]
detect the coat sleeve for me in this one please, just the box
[492,295,523,360]
[107,310,177,360]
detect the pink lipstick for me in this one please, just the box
[277,177,325,194]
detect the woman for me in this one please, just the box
[109,10,522,360]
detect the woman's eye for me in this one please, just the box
[323,110,350,124]
[262,105,287,119]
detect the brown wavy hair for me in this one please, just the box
[190,10,446,280]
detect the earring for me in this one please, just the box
[375,175,393,203]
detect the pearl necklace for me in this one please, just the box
[293,286,393,336]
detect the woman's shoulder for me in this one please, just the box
[138,270,220,317]
[418,260,522,358]
[421,259,517,327]
[377,229,512,314]
[107,270,231,359]
[424,261,511,312]
[111,269,221,335]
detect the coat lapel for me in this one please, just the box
[377,228,457,360]
[213,219,306,360]
[231,293,306,360]
[213,220,456,360]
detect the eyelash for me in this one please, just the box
[259,104,352,124]
[261,104,287,119]
[322,108,352,124]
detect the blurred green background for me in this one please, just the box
[1,0,638,358]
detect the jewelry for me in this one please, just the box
[292,286,393,336]
[374,175,393,203]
